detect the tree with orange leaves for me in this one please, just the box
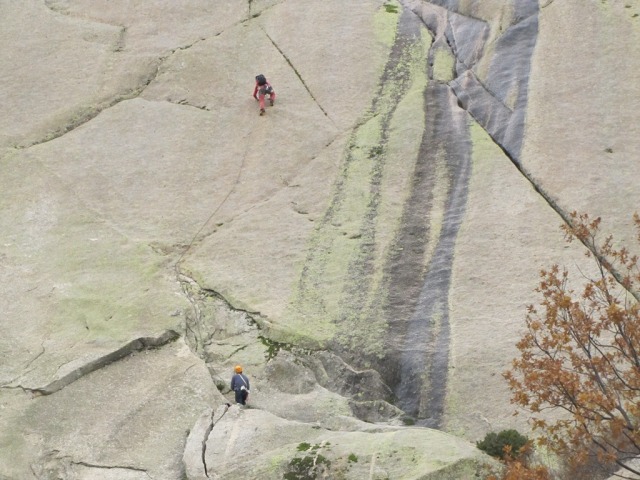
[484,444,551,480]
[505,212,640,479]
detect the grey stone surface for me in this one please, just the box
[183,405,230,480]
[2,0,639,477]
[205,407,491,479]
[0,340,221,479]
[522,0,640,246]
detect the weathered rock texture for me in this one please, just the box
[1,0,639,478]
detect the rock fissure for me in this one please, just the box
[178,275,206,354]
[113,26,127,52]
[201,405,231,478]
[174,127,254,268]
[169,38,206,54]
[19,60,162,150]
[9,330,179,396]
[13,344,46,383]
[447,76,640,304]
[178,272,263,361]
[450,69,514,113]
[202,409,215,477]
[228,344,250,357]
[0,345,47,390]
[43,1,125,31]
[174,99,211,111]
[0,384,34,395]
[512,157,640,302]
[71,461,151,475]
[178,273,263,320]
[263,30,334,125]
[200,287,262,319]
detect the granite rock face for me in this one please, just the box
[1,0,639,478]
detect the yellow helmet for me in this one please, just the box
[234,365,243,373]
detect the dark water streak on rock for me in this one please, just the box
[394,83,471,426]
[337,3,426,359]
[390,0,539,427]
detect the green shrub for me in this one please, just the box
[383,2,399,13]
[401,416,415,426]
[284,451,331,480]
[476,429,529,459]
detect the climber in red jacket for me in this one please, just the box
[253,74,276,116]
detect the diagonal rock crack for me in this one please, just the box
[71,461,151,476]
[183,404,231,478]
[4,330,179,396]
[18,60,162,150]
[202,405,230,478]
[202,409,216,477]
[262,30,334,125]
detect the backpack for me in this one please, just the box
[256,74,267,86]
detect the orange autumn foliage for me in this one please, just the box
[485,445,551,480]
[487,460,550,480]
[504,213,640,478]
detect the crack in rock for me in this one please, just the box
[17,27,215,151]
[262,30,334,125]
[71,461,150,475]
[113,26,127,52]
[19,60,162,150]
[1,343,46,388]
[202,406,229,478]
[30,450,152,479]
[201,288,262,318]
[176,99,211,111]
[177,272,264,362]
[202,410,216,478]
[180,273,262,319]
[506,129,640,302]
[8,330,179,396]
[183,404,230,479]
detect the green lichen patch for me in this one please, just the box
[259,335,294,361]
[384,2,399,14]
[49,232,183,348]
[297,442,312,452]
[374,0,401,47]
[285,442,333,480]
[432,47,456,83]
[284,22,434,360]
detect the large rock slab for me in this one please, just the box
[522,0,640,245]
[444,121,589,439]
[0,142,188,393]
[0,339,221,479]
[0,0,157,150]
[203,407,491,479]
